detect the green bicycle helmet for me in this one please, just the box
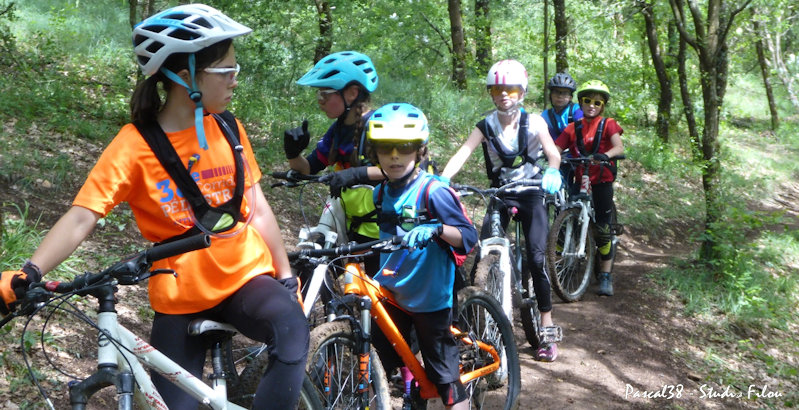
[296,51,378,92]
[367,103,429,145]
[576,79,611,101]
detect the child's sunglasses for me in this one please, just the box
[580,97,605,107]
[373,142,420,155]
[489,85,523,98]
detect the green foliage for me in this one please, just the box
[0,202,81,280]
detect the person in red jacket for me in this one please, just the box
[554,79,625,296]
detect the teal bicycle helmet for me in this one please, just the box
[367,103,429,145]
[296,51,378,92]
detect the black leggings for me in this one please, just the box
[480,192,553,313]
[150,275,309,410]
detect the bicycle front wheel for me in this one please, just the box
[456,286,520,410]
[306,321,391,410]
[472,253,512,323]
[546,208,594,302]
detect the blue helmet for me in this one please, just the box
[367,103,429,145]
[296,51,378,92]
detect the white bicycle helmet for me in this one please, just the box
[486,59,528,91]
[133,4,252,76]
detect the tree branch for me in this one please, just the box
[421,12,452,53]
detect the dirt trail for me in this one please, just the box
[509,230,782,410]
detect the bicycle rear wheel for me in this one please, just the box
[305,321,391,410]
[546,208,594,302]
[456,286,520,410]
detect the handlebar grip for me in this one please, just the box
[146,234,211,263]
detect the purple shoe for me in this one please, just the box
[536,343,559,362]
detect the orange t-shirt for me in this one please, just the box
[73,116,275,314]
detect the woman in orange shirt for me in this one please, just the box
[0,4,308,408]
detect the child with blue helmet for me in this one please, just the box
[284,51,384,273]
[367,103,478,409]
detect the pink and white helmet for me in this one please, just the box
[486,59,528,91]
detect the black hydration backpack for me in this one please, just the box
[134,111,245,243]
[476,111,536,187]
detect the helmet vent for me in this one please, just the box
[320,69,340,79]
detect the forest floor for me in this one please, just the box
[1,159,797,409]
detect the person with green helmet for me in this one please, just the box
[554,79,625,296]
[366,103,478,409]
[284,51,384,274]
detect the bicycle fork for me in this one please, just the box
[562,203,591,259]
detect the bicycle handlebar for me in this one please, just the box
[0,234,211,326]
[562,155,625,165]
[451,178,543,198]
[270,170,324,188]
[287,236,404,260]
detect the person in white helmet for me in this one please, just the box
[441,59,563,362]
[1,4,308,408]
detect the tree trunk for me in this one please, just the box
[448,0,467,89]
[752,16,779,130]
[313,0,332,63]
[677,31,700,159]
[762,15,799,112]
[474,0,492,75]
[553,0,568,73]
[128,0,138,29]
[669,0,752,262]
[543,0,550,108]
[640,2,672,143]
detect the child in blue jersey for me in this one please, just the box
[367,103,478,409]
[541,72,583,142]
[542,73,583,192]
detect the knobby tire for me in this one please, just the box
[305,321,391,410]
[456,286,521,410]
[546,208,594,302]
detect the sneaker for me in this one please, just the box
[597,272,614,296]
[536,343,558,362]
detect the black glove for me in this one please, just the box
[1,262,42,316]
[277,276,302,306]
[319,166,370,198]
[591,152,609,162]
[283,119,310,159]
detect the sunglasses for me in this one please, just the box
[489,85,523,98]
[374,142,420,155]
[203,63,240,80]
[580,97,605,107]
[316,88,338,102]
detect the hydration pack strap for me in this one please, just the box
[135,111,245,243]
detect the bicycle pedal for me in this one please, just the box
[540,325,563,344]
[611,223,625,236]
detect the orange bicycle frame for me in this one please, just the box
[342,262,501,400]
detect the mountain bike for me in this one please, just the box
[292,237,520,410]
[453,179,562,351]
[0,234,321,409]
[545,155,625,302]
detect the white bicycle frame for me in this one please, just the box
[561,174,595,261]
[95,312,245,410]
[297,185,375,318]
